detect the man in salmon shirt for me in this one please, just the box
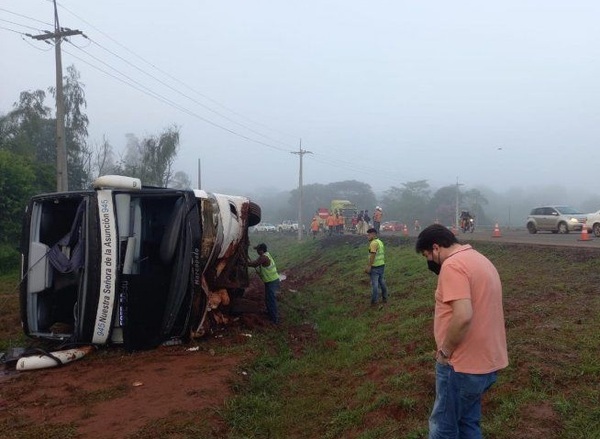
[415,224,508,438]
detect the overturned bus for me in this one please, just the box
[20,175,261,351]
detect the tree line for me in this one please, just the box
[264,179,490,231]
[0,66,188,270]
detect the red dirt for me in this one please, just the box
[0,276,281,438]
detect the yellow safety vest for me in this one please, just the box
[258,252,279,283]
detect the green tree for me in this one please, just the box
[91,135,118,178]
[50,65,90,189]
[428,185,459,225]
[0,150,37,271]
[0,90,55,193]
[462,188,489,224]
[170,171,192,189]
[0,90,54,161]
[116,126,181,187]
[381,180,431,224]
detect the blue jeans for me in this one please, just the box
[429,363,497,439]
[264,279,280,323]
[369,265,388,304]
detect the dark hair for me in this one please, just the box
[415,224,458,253]
[254,243,267,252]
[367,227,377,234]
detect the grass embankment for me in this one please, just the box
[1,234,600,438]
[225,234,600,438]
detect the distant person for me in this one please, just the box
[414,219,421,232]
[364,228,388,305]
[336,213,345,235]
[351,213,358,234]
[247,243,280,324]
[357,210,365,235]
[327,211,337,236]
[363,210,371,232]
[373,206,383,233]
[415,224,508,438]
[310,216,320,239]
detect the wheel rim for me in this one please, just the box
[558,223,567,234]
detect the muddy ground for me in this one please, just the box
[0,276,310,438]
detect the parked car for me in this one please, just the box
[585,210,600,237]
[381,221,403,232]
[526,205,587,234]
[277,220,299,233]
[252,222,277,232]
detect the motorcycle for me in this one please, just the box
[460,217,475,233]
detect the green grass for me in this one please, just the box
[232,235,600,438]
[0,271,26,351]
[2,235,600,438]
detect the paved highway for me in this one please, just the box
[382,227,600,249]
[442,228,599,248]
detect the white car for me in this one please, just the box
[277,220,299,232]
[585,210,600,236]
[252,222,277,232]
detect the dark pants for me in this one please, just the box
[429,363,497,438]
[264,279,280,323]
[369,265,388,304]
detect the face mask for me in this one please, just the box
[427,260,441,275]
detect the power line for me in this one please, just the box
[0,17,44,32]
[57,1,299,143]
[0,24,24,34]
[62,45,294,154]
[82,35,297,151]
[0,7,53,26]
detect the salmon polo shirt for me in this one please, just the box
[435,244,509,374]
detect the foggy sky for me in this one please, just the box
[2,0,600,203]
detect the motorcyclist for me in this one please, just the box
[460,211,474,232]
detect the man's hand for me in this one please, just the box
[365,266,371,274]
[435,349,451,365]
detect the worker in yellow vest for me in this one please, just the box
[248,243,280,324]
[365,228,388,305]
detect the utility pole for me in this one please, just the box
[30,0,83,192]
[455,177,464,229]
[197,158,201,189]
[291,140,312,241]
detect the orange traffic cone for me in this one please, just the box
[579,222,591,241]
[403,224,409,237]
[492,223,502,238]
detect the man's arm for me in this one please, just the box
[248,255,268,268]
[438,298,472,361]
[365,242,378,273]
